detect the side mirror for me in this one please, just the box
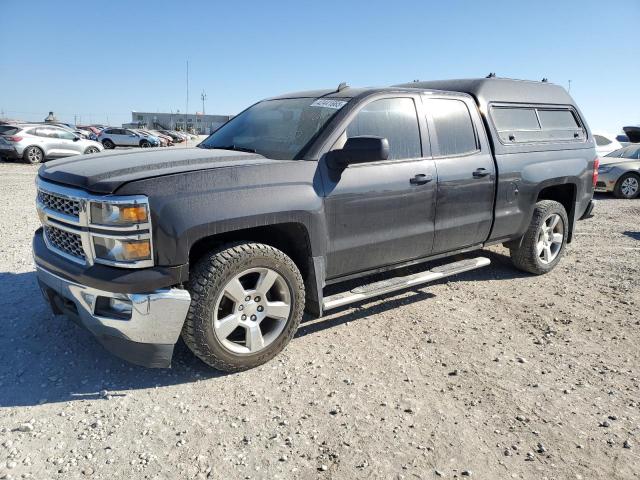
[327,136,389,169]
[73,136,80,142]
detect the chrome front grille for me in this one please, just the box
[44,226,86,260]
[38,190,81,218]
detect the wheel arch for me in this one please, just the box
[188,222,323,317]
[535,182,577,242]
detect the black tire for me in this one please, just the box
[613,172,640,199]
[23,146,44,164]
[182,242,305,372]
[102,139,115,149]
[509,200,569,275]
[84,146,100,154]
[139,140,151,148]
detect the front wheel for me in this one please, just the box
[509,200,569,275]
[102,139,115,149]
[613,172,640,199]
[84,146,100,154]
[140,140,151,148]
[182,242,305,372]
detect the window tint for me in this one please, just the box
[594,135,612,146]
[36,127,56,138]
[490,106,584,143]
[620,146,640,159]
[0,126,19,135]
[53,128,76,140]
[427,98,478,156]
[538,109,579,129]
[346,97,421,160]
[492,107,540,131]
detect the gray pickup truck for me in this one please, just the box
[33,77,597,371]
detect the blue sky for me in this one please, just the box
[1,0,638,133]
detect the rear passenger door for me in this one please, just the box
[423,96,496,253]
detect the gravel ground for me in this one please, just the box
[0,160,639,480]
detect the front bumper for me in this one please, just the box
[36,264,191,368]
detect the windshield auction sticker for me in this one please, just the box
[310,99,348,109]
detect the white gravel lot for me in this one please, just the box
[0,160,638,480]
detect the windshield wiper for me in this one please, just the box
[204,144,257,154]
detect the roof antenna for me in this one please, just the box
[336,82,348,92]
[486,72,496,78]
[541,77,548,82]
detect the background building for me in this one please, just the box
[126,111,231,134]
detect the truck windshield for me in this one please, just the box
[198,97,350,160]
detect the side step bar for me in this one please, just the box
[322,257,490,311]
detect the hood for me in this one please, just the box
[38,147,282,194]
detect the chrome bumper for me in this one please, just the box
[36,265,191,367]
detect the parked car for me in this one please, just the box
[1,124,103,163]
[0,135,18,161]
[149,130,174,146]
[157,130,184,143]
[136,129,168,147]
[596,144,640,198]
[98,128,160,149]
[77,126,102,136]
[593,132,623,157]
[33,78,596,370]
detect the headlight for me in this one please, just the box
[93,237,152,263]
[90,202,149,226]
[89,198,153,267]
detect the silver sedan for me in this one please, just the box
[596,145,640,199]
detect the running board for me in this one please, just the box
[322,257,490,311]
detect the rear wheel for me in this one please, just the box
[84,146,100,154]
[102,139,115,149]
[23,146,44,164]
[182,242,305,372]
[613,172,640,199]
[509,200,568,275]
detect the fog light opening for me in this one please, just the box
[94,296,133,320]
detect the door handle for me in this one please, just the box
[410,173,433,185]
[472,168,491,178]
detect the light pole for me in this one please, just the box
[201,90,207,115]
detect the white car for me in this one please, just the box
[0,124,103,164]
[593,132,623,157]
[98,128,160,149]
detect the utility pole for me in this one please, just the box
[201,90,207,115]
[185,60,189,140]
[568,80,571,93]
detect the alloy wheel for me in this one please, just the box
[213,267,292,355]
[621,176,639,198]
[27,148,42,163]
[536,213,564,264]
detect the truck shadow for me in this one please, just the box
[296,248,527,337]
[0,249,524,408]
